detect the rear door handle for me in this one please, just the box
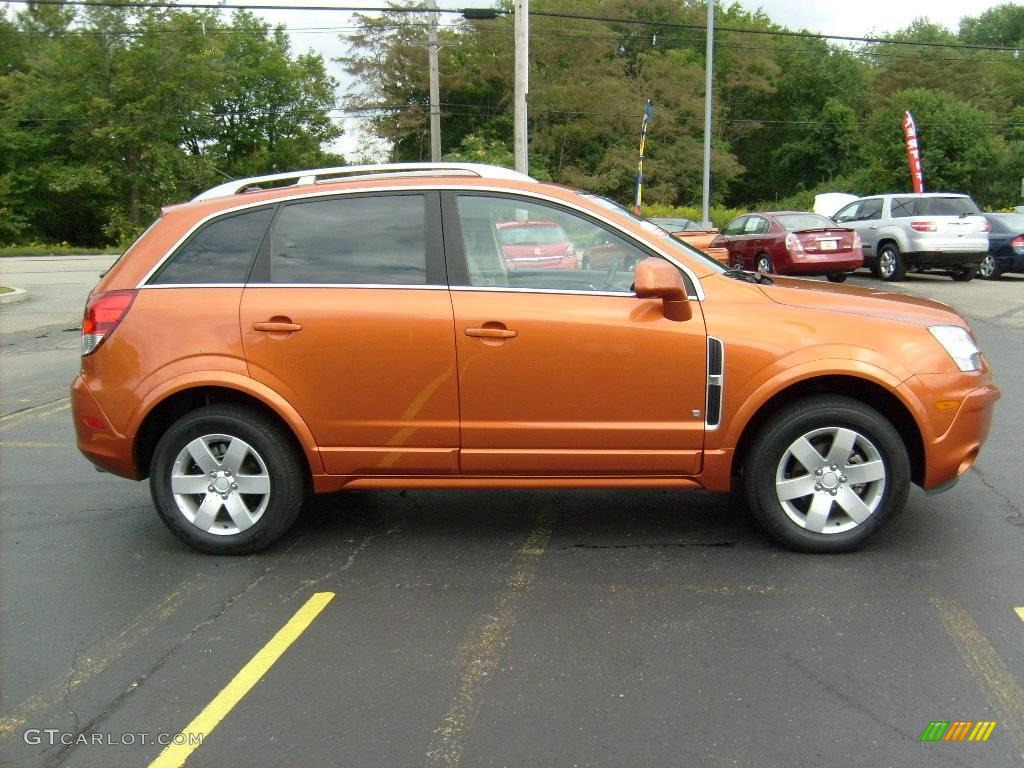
[253,321,303,333]
[465,327,517,339]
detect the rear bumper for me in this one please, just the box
[919,383,1000,490]
[71,374,141,479]
[785,254,863,275]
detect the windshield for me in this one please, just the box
[497,223,568,246]
[776,213,836,231]
[917,197,981,216]
[580,194,727,274]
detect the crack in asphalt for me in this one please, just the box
[971,465,1023,521]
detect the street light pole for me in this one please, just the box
[513,0,529,174]
[701,0,714,227]
[427,0,441,162]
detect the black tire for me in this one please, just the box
[978,254,1001,280]
[150,404,307,554]
[825,272,848,283]
[951,266,977,282]
[755,253,774,274]
[876,242,905,281]
[742,395,910,553]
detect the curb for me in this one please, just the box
[0,286,28,305]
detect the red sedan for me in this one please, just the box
[712,211,863,282]
[495,220,577,270]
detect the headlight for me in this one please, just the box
[929,325,981,372]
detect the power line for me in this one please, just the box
[5,0,1022,52]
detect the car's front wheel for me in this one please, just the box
[150,404,306,554]
[743,396,910,553]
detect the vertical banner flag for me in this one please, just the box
[634,99,654,215]
[902,111,925,193]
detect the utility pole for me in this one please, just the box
[513,0,529,174]
[701,0,714,227]
[427,0,441,162]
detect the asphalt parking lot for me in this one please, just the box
[1,257,1023,767]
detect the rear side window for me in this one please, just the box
[858,199,883,221]
[916,197,981,216]
[151,208,273,285]
[891,197,917,218]
[270,195,426,284]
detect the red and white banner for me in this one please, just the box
[902,111,925,193]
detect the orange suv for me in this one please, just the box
[71,163,999,555]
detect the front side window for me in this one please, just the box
[456,195,656,293]
[722,217,747,235]
[151,207,273,285]
[270,195,427,284]
[833,202,860,223]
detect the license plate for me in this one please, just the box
[820,240,837,250]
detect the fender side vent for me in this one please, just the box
[706,337,724,429]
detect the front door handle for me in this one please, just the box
[253,321,303,333]
[465,327,518,339]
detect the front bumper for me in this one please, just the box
[915,382,1000,490]
[71,374,140,479]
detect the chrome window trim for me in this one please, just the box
[449,285,635,298]
[137,184,707,299]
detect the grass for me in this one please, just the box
[0,244,117,256]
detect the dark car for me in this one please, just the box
[979,213,1024,279]
[712,211,863,282]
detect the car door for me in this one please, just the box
[720,216,748,268]
[239,191,460,476]
[444,191,708,476]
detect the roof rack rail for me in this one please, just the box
[192,162,536,202]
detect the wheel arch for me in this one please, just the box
[732,375,925,487]
[133,381,320,483]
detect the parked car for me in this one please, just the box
[832,193,989,282]
[712,211,863,282]
[495,219,577,270]
[979,213,1024,279]
[73,162,998,556]
[649,217,730,264]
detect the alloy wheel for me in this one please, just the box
[979,254,995,278]
[878,251,896,279]
[774,427,886,534]
[170,433,271,535]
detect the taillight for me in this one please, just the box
[910,221,937,232]
[82,289,137,355]
[981,221,991,232]
[1012,235,1024,254]
[852,231,862,250]
[785,232,805,255]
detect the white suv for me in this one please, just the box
[833,193,989,282]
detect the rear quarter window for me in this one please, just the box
[150,207,273,285]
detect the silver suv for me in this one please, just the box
[833,193,989,282]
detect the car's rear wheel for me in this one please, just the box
[743,396,910,553]
[978,254,1001,279]
[876,243,905,281]
[756,254,774,274]
[825,272,847,283]
[951,266,977,282]
[150,405,306,554]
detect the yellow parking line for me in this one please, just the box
[932,598,1024,762]
[0,441,74,448]
[1015,607,1024,623]
[0,399,70,429]
[423,507,556,768]
[148,591,334,768]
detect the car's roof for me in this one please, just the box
[858,192,971,199]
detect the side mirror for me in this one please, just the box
[634,257,691,321]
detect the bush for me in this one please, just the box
[640,202,748,230]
